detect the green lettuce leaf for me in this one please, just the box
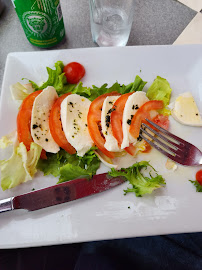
[59,164,92,183]
[37,150,79,177]
[109,161,166,197]
[29,61,76,96]
[146,76,172,115]
[72,82,94,99]
[72,75,147,101]
[88,83,121,101]
[0,142,42,191]
[189,180,202,192]
[37,148,100,184]
[71,82,121,101]
[28,60,147,99]
[121,75,147,94]
[36,151,61,177]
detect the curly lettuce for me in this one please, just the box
[29,61,76,96]
[28,60,147,99]
[72,75,147,101]
[109,161,166,197]
[37,148,100,184]
[189,180,202,192]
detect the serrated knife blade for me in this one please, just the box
[0,173,125,213]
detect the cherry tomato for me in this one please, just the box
[196,170,202,185]
[63,62,85,84]
[87,92,120,158]
[49,93,76,154]
[17,90,47,159]
[110,92,136,156]
[152,114,169,130]
[129,100,164,139]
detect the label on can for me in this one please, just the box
[13,0,65,48]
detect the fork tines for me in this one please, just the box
[139,118,202,166]
[140,119,184,162]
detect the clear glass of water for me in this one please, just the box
[89,0,135,47]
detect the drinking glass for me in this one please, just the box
[89,0,135,47]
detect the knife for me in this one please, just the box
[0,173,125,213]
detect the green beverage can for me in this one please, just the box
[12,0,65,48]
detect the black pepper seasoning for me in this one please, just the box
[32,124,38,129]
[68,102,74,108]
[127,119,131,125]
[107,108,115,114]
[105,115,110,128]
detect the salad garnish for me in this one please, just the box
[37,147,100,184]
[109,161,166,197]
[189,169,202,192]
[0,141,41,191]
[0,60,175,197]
[146,76,172,115]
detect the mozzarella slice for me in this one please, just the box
[61,94,93,157]
[172,92,202,126]
[101,96,121,152]
[31,86,60,153]
[121,92,149,149]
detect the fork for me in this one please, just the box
[139,119,202,166]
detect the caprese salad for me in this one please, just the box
[0,61,201,197]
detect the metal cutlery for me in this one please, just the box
[140,119,202,166]
[0,173,125,213]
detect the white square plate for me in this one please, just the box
[0,45,202,248]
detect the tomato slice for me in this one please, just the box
[196,169,202,185]
[87,92,120,158]
[141,141,152,153]
[111,93,133,147]
[110,92,136,155]
[17,90,47,159]
[152,114,169,130]
[63,62,85,84]
[129,100,164,139]
[49,93,76,154]
[125,144,137,155]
